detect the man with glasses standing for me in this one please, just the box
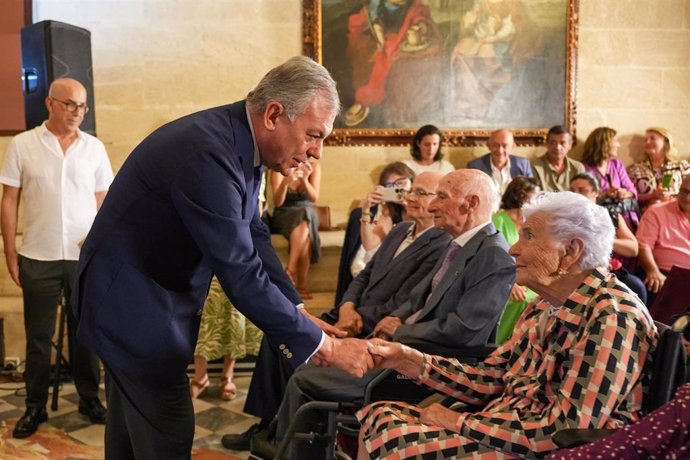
[0,78,113,438]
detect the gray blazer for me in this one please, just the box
[391,223,515,348]
[338,222,451,334]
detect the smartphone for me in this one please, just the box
[661,172,673,189]
[381,187,403,203]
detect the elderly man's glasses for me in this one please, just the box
[406,188,436,198]
[51,97,90,113]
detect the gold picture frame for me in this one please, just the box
[302,0,579,147]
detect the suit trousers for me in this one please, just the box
[243,335,296,424]
[274,363,382,458]
[104,363,195,459]
[19,256,100,409]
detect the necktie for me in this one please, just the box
[405,243,462,325]
[431,242,462,290]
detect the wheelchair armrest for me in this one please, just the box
[399,338,497,362]
[552,428,619,449]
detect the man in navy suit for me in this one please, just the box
[467,129,533,193]
[224,171,451,451]
[262,169,514,458]
[71,56,373,458]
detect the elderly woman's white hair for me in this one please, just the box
[523,191,614,270]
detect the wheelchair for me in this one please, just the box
[553,319,688,449]
[249,339,496,460]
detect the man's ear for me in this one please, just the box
[263,101,284,131]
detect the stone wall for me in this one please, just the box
[0,0,688,226]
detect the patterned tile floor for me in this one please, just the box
[0,369,257,459]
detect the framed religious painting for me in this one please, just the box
[302,0,579,146]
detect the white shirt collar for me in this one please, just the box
[245,105,261,167]
[452,220,491,247]
[39,121,85,143]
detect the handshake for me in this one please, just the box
[312,335,421,379]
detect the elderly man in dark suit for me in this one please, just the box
[467,129,533,193]
[71,56,373,459]
[224,171,451,450]
[258,169,515,458]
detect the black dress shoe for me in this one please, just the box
[221,422,265,451]
[250,428,278,460]
[78,398,107,424]
[13,406,48,438]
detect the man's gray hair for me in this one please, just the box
[246,56,340,122]
[524,191,614,270]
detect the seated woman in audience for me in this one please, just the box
[491,175,540,343]
[357,191,657,460]
[190,277,262,400]
[269,160,321,299]
[403,125,456,175]
[582,127,639,229]
[570,172,647,303]
[335,162,414,304]
[627,127,690,212]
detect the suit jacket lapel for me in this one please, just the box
[414,224,496,322]
[228,101,262,207]
[366,223,412,286]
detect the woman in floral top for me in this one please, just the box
[356,192,657,459]
[627,127,690,211]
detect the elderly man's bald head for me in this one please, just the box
[48,78,87,99]
[428,169,499,238]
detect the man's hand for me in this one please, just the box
[373,316,403,340]
[312,336,373,378]
[4,251,20,287]
[644,270,667,293]
[366,338,424,377]
[300,309,347,338]
[509,283,526,301]
[420,403,460,432]
[334,302,363,337]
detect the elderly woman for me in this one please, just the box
[627,127,690,211]
[356,192,657,459]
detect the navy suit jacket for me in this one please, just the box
[336,222,450,334]
[72,101,322,381]
[467,153,533,179]
[391,223,515,348]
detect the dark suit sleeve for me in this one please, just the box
[523,160,534,178]
[393,246,514,347]
[169,151,321,367]
[349,243,445,327]
[249,205,302,305]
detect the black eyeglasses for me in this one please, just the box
[51,97,89,113]
[406,189,436,198]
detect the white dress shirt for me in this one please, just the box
[0,122,113,261]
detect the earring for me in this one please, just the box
[557,268,567,276]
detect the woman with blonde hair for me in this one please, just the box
[628,127,690,211]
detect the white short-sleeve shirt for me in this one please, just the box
[0,122,114,261]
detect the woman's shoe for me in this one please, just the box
[190,375,210,399]
[220,377,237,401]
